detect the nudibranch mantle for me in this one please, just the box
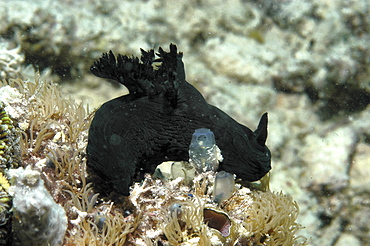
[87,44,271,195]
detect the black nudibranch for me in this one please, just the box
[87,44,271,195]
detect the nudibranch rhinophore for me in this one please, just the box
[87,44,271,196]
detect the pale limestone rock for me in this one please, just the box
[335,233,361,246]
[299,126,357,190]
[349,143,370,193]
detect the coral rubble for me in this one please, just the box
[9,166,67,246]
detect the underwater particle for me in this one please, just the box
[189,128,223,173]
[203,208,231,237]
[213,171,235,204]
[248,29,265,44]
[87,44,271,196]
[8,167,67,246]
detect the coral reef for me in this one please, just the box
[0,76,307,245]
[0,77,93,244]
[121,171,307,245]
[0,0,369,244]
[0,89,22,245]
[126,171,307,245]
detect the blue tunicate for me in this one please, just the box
[94,212,107,230]
[169,203,182,218]
[213,171,235,204]
[189,128,223,173]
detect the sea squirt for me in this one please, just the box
[213,171,235,204]
[189,128,223,173]
[87,44,271,195]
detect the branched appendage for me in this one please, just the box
[90,50,155,96]
[91,44,183,102]
[155,43,183,79]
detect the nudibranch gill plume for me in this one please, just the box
[87,44,271,195]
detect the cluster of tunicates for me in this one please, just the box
[189,128,235,204]
[166,128,236,241]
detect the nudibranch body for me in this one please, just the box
[87,44,271,195]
